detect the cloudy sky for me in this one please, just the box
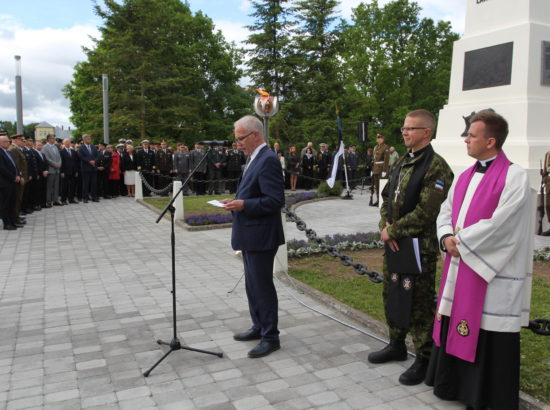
[0,0,466,130]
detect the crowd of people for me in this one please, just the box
[1,126,404,231]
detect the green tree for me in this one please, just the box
[340,0,459,149]
[245,0,295,100]
[63,0,248,145]
[283,0,344,145]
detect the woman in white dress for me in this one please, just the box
[123,145,137,197]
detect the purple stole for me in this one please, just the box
[433,150,510,363]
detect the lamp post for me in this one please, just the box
[14,56,23,135]
[102,74,109,144]
[253,94,279,146]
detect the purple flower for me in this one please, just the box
[185,213,232,226]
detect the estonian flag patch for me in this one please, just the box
[434,179,445,190]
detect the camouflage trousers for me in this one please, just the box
[382,258,436,360]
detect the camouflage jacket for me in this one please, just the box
[379,144,454,259]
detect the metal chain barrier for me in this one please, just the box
[282,205,383,284]
[139,171,174,195]
[527,318,550,336]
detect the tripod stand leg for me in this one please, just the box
[143,347,173,377]
[180,346,223,358]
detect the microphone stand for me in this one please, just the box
[143,147,223,378]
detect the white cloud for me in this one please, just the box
[0,17,99,129]
[213,19,250,45]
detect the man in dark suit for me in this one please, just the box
[33,140,49,209]
[60,138,79,204]
[77,134,99,203]
[135,140,156,197]
[0,134,21,230]
[221,115,285,359]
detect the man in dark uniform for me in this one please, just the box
[33,140,49,209]
[135,139,156,196]
[226,142,245,194]
[190,142,207,195]
[21,138,37,214]
[155,140,173,191]
[317,143,332,183]
[346,144,360,189]
[371,133,389,206]
[207,143,225,195]
[116,144,127,196]
[60,138,79,204]
[9,134,28,225]
[173,143,190,195]
[96,142,112,198]
[369,109,454,386]
[0,133,21,230]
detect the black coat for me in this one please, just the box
[60,147,78,176]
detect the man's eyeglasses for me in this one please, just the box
[400,127,428,133]
[235,131,254,142]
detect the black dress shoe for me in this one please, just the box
[16,218,26,225]
[367,342,407,364]
[92,199,100,202]
[14,223,24,228]
[248,340,280,358]
[53,201,63,206]
[3,225,17,230]
[34,205,42,211]
[69,199,79,204]
[233,329,261,342]
[83,199,89,203]
[398,357,429,386]
[44,203,52,208]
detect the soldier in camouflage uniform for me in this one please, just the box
[369,109,454,386]
[371,133,389,206]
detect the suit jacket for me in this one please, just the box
[60,147,78,176]
[77,144,99,172]
[231,146,285,251]
[33,149,48,176]
[23,147,38,179]
[0,148,18,189]
[135,148,156,171]
[42,143,61,173]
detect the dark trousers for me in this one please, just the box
[108,179,120,197]
[1,184,17,227]
[35,176,47,207]
[82,170,98,201]
[61,174,76,202]
[207,168,222,194]
[194,171,207,195]
[22,179,33,211]
[226,170,240,193]
[242,249,279,342]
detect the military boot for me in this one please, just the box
[398,356,429,385]
[367,341,407,364]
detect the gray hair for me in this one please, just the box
[234,115,263,136]
[82,134,91,140]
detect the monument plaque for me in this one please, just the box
[463,42,513,90]
[542,41,550,86]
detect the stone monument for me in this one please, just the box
[434,0,550,190]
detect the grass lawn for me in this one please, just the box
[289,249,550,404]
[144,194,229,216]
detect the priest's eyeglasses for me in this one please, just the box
[235,131,254,142]
[400,127,428,133]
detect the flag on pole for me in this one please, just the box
[327,107,345,188]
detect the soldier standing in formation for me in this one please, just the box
[369,109,454,386]
[190,142,207,195]
[155,140,174,190]
[8,135,28,225]
[173,143,190,195]
[135,140,156,197]
[371,133,389,206]
[226,142,245,194]
[345,144,359,189]
[207,143,225,195]
[317,143,332,182]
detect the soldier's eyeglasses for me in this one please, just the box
[235,131,254,142]
[400,127,427,133]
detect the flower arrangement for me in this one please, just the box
[184,213,233,226]
[534,247,550,261]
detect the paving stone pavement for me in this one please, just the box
[0,194,535,410]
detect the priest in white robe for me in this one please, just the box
[426,110,534,410]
